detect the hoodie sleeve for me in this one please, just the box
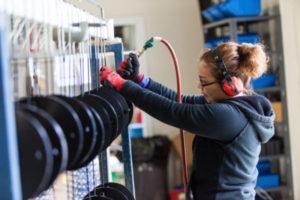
[146,78,206,104]
[120,81,248,142]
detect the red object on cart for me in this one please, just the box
[136,110,142,123]
[169,188,185,200]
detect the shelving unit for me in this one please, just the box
[203,15,277,40]
[200,2,293,199]
[255,86,281,93]
[259,154,285,160]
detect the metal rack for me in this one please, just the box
[202,13,293,200]
[94,41,135,196]
[203,15,278,42]
[0,1,136,199]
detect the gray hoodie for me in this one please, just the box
[188,96,275,200]
[120,79,275,200]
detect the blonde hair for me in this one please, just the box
[200,42,269,91]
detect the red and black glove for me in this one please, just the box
[100,67,126,90]
[117,53,144,83]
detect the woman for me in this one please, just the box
[100,42,275,200]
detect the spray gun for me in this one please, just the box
[136,37,157,57]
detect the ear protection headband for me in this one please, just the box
[210,48,242,96]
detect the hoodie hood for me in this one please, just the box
[226,94,275,144]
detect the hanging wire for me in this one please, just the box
[67,4,73,97]
[24,6,34,100]
[90,16,98,193]
[51,1,73,199]
[87,15,92,93]
[70,5,77,98]
[86,12,92,198]
[32,1,56,199]
[43,0,51,96]
[99,19,105,71]
[96,18,102,90]
[32,24,41,96]
[11,15,20,101]
[72,36,77,97]
[43,0,56,199]
[71,8,90,200]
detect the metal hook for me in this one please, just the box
[10,17,23,43]
[21,21,38,51]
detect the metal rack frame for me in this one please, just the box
[0,19,136,200]
[92,41,136,196]
[203,15,278,41]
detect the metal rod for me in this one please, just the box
[93,11,111,185]
[99,150,109,184]
[72,22,106,27]
[229,19,238,42]
[0,14,22,200]
[121,129,136,197]
[97,38,110,184]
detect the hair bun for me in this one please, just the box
[237,43,269,78]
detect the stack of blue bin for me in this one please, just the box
[203,0,261,22]
[203,0,277,90]
[204,32,261,48]
[251,73,276,89]
[256,160,280,189]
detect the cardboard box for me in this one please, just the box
[272,102,283,123]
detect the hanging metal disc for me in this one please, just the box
[19,104,68,188]
[102,183,135,200]
[15,109,54,199]
[83,185,128,200]
[78,106,106,166]
[19,96,84,169]
[77,94,117,149]
[52,95,98,170]
[90,94,120,141]
[83,194,112,200]
[94,186,129,200]
[76,95,111,150]
[91,86,130,134]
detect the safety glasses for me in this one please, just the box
[199,80,218,87]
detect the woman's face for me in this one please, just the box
[198,61,228,103]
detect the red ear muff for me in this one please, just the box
[222,76,243,96]
[210,48,243,96]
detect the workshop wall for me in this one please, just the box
[280,1,300,199]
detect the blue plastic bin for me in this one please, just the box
[237,33,261,44]
[204,41,215,49]
[251,73,276,89]
[204,36,229,48]
[209,4,226,21]
[202,7,216,22]
[257,160,272,176]
[204,33,260,48]
[256,174,280,189]
[202,0,261,22]
[220,0,261,18]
